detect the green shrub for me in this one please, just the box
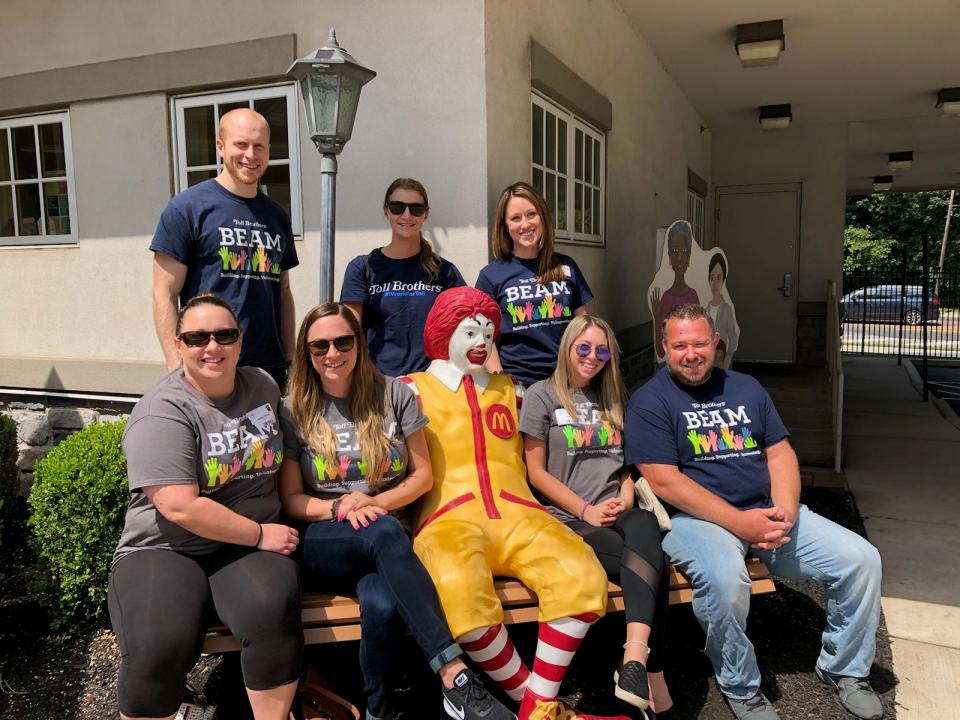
[29,419,128,628]
[0,414,18,544]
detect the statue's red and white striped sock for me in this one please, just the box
[459,624,529,702]
[519,613,598,719]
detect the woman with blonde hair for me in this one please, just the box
[476,181,592,387]
[519,315,673,715]
[341,177,465,376]
[279,303,511,720]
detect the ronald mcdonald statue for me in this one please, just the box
[401,287,627,720]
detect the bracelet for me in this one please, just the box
[579,501,590,521]
[254,523,263,548]
[330,498,342,521]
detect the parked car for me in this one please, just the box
[840,284,940,325]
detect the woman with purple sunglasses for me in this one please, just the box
[518,315,674,716]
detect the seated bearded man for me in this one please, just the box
[400,287,626,720]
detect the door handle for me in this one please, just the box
[777,273,793,297]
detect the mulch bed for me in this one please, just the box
[0,488,896,719]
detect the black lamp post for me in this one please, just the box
[288,29,376,302]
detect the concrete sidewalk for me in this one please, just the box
[843,357,960,719]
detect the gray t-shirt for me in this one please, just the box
[280,377,427,500]
[113,367,283,564]
[519,380,624,521]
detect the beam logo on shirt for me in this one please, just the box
[310,420,403,485]
[202,403,282,488]
[504,277,573,327]
[216,219,284,281]
[682,401,758,458]
[557,403,622,454]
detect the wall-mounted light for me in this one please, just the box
[873,175,894,191]
[887,151,913,171]
[937,88,960,115]
[736,20,785,67]
[759,104,792,130]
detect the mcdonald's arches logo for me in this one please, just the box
[485,404,516,439]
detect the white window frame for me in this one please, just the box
[531,91,605,246]
[687,187,705,244]
[0,111,78,247]
[171,84,302,235]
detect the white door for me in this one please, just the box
[715,184,800,363]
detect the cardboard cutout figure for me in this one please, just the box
[649,220,740,366]
[402,287,626,720]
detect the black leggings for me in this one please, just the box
[567,508,668,672]
[108,545,303,718]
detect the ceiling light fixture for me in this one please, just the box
[873,175,894,192]
[937,88,960,115]
[758,104,792,130]
[736,20,785,67]
[887,151,913,171]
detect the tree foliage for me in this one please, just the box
[845,191,959,272]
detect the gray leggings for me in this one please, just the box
[108,546,303,718]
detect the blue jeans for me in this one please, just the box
[662,504,881,700]
[301,515,461,720]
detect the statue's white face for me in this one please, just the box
[447,313,495,376]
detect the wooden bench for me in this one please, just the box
[203,558,774,653]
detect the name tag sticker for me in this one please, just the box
[245,403,277,435]
[554,408,576,425]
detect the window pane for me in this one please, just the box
[583,185,592,234]
[0,130,11,182]
[593,139,601,186]
[187,169,217,186]
[259,164,292,218]
[532,168,544,193]
[39,123,66,177]
[593,189,601,235]
[12,126,38,180]
[43,181,70,235]
[532,104,543,165]
[0,186,13,236]
[584,136,592,184]
[575,182,583,233]
[17,183,41,235]
[574,130,583,181]
[557,177,567,231]
[184,106,217,167]
[218,101,249,120]
[254,96,289,160]
[546,113,556,171]
[545,171,556,225]
[558,119,567,174]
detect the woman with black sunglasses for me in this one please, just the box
[519,315,674,716]
[278,303,511,720]
[341,177,465,376]
[108,293,302,720]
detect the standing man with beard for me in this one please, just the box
[624,304,883,720]
[152,108,298,390]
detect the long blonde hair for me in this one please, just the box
[551,315,625,431]
[491,182,565,286]
[384,177,441,282]
[287,303,395,490]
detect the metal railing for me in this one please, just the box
[827,280,844,473]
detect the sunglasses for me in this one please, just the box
[385,201,428,217]
[575,343,612,363]
[308,335,357,356]
[178,328,241,347]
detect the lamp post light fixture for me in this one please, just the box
[288,28,376,302]
[887,151,913,172]
[873,175,894,192]
[735,20,785,67]
[758,104,792,130]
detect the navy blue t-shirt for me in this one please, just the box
[475,254,593,387]
[150,179,299,369]
[340,248,465,376]
[623,367,789,511]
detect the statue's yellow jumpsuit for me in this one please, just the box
[401,371,607,638]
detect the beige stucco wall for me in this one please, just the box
[483,0,711,333]
[0,0,488,393]
[711,124,848,302]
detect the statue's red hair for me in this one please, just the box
[423,287,502,361]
